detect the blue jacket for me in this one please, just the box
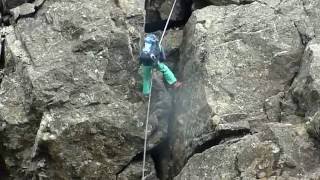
[139,44,166,66]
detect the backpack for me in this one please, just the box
[139,34,161,66]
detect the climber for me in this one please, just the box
[139,33,182,96]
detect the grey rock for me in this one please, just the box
[3,0,30,9]
[1,0,320,179]
[174,135,276,180]
[170,2,304,174]
[306,111,320,141]
[117,156,159,180]
[175,123,320,180]
[291,39,320,116]
[263,92,284,122]
[215,120,250,132]
[10,3,35,21]
[9,0,45,22]
[303,0,320,38]
[0,26,37,179]
[0,0,170,179]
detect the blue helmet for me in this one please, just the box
[144,33,158,43]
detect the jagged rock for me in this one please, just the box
[9,0,45,21]
[10,3,35,21]
[263,92,284,122]
[215,120,250,133]
[303,0,320,38]
[0,26,38,179]
[1,0,320,179]
[145,0,192,23]
[279,94,305,124]
[117,156,158,180]
[174,123,320,179]
[291,39,320,116]
[3,0,29,10]
[170,2,305,174]
[159,0,193,21]
[117,0,145,18]
[306,111,320,141]
[0,0,171,179]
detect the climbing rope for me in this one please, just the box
[141,0,178,179]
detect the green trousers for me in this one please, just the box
[143,62,177,95]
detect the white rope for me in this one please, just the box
[159,0,178,45]
[141,69,153,180]
[141,0,178,179]
[139,8,146,52]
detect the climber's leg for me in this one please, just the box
[156,62,177,85]
[143,65,153,96]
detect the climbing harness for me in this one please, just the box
[141,0,178,179]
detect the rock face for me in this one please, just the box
[291,39,320,116]
[1,0,320,179]
[175,123,320,180]
[118,156,158,180]
[0,0,171,179]
[169,0,320,177]
[292,39,320,142]
[145,0,193,23]
[4,0,30,10]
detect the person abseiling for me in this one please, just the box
[139,33,182,96]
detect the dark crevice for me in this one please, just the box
[0,35,5,85]
[239,0,255,5]
[25,143,54,179]
[194,0,254,7]
[234,155,241,177]
[145,20,187,33]
[144,0,254,32]
[293,22,314,47]
[193,129,250,154]
[150,138,170,180]
[144,0,193,33]
[115,151,144,177]
[1,0,12,26]
[288,72,299,88]
[163,129,250,179]
[0,148,9,179]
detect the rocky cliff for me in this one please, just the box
[1,0,320,180]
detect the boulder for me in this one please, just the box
[306,111,320,141]
[117,156,159,180]
[170,2,305,174]
[0,0,171,179]
[291,39,320,116]
[175,123,320,179]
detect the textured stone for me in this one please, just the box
[0,0,171,179]
[175,124,320,180]
[170,2,304,174]
[117,156,159,180]
[291,39,320,116]
[1,0,320,179]
[306,111,320,141]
